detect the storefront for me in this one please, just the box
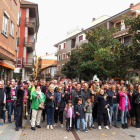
[0,61,15,83]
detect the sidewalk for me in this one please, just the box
[0,112,140,140]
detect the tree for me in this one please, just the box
[62,15,140,81]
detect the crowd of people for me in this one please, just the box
[0,78,140,133]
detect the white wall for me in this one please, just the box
[51,67,57,77]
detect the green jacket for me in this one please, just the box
[28,85,36,100]
[31,91,45,110]
[85,101,94,113]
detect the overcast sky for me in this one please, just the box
[28,0,140,56]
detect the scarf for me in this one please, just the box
[36,91,43,99]
[57,92,62,103]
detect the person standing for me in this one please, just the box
[108,85,120,128]
[46,84,58,130]
[127,84,136,127]
[6,79,17,123]
[54,86,65,127]
[97,89,109,130]
[0,81,6,125]
[15,84,28,131]
[119,87,131,129]
[133,85,140,128]
[31,85,45,130]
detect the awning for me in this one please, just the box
[0,61,15,70]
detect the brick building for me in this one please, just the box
[54,3,140,78]
[37,53,57,79]
[16,0,39,80]
[0,0,21,81]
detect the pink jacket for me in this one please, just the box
[119,92,131,111]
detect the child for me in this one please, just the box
[54,86,65,127]
[75,98,87,132]
[85,97,93,130]
[65,100,75,132]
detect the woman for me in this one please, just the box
[97,89,109,130]
[46,84,58,130]
[119,86,131,129]
[128,84,136,127]
[31,85,45,131]
[133,85,140,128]
[54,86,65,127]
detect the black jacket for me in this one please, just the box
[71,89,83,106]
[46,91,58,108]
[133,91,140,104]
[57,93,66,111]
[97,94,108,114]
[128,90,137,106]
[5,85,17,100]
[75,103,85,119]
[107,90,119,106]
[16,89,24,106]
[81,88,91,104]
[0,88,4,106]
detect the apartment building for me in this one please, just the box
[54,3,140,78]
[37,53,57,79]
[39,64,57,80]
[16,0,39,80]
[0,0,21,81]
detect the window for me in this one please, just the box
[62,64,65,69]
[64,43,66,48]
[58,54,61,61]
[10,21,14,37]
[59,45,61,50]
[124,36,131,45]
[79,35,83,41]
[62,53,66,59]
[2,14,9,36]
[67,51,71,58]
[57,65,61,71]
[116,22,121,31]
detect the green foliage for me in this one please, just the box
[62,16,140,80]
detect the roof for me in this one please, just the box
[21,0,37,5]
[41,64,57,71]
[54,8,132,47]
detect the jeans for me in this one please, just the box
[15,106,23,128]
[85,113,92,127]
[77,118,85,130]
[110,104,118,126]
[46,107,55,125]
[7,101,17,121]
[121,105,128,124]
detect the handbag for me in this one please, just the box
[38,98,45,109]
[126,111,130,118]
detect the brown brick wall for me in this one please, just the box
[0,0,20,61]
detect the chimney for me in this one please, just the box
[130,3,134,8]
[92,18,96,22]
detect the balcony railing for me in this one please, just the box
[26,18,36,26]
[23,58,34,68]
[24,37,35,45]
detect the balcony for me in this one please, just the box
[24,37,35,52]
[26,18,36,34]
[23,58,34,69]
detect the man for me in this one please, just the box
[0,81,6,125]
[6,79,17,123]
[81,83,91,104]
[71,84,83,129]
[108,85,119,128]
[128,84,136,127]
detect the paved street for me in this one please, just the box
[1,113,140,140]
